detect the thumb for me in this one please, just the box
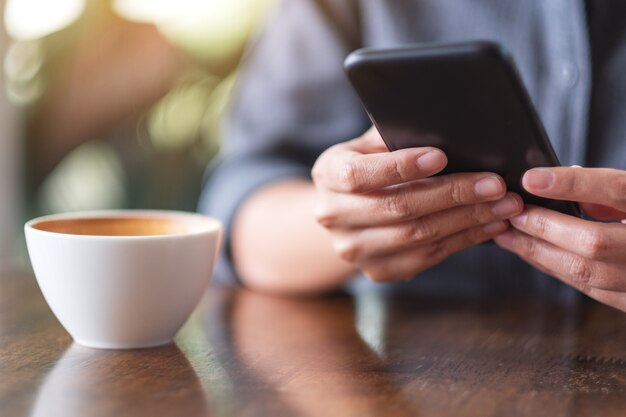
[348,126,390,154]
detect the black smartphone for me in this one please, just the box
[344,41,581,217]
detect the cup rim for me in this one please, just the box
[24,209,222,240]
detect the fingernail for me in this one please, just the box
[523,169,554,190]
[494,230,516,247]
[483,221,508,234]
[474,176,504,198]
[416,150,446,172]
[491,196,520,217]
[510,213,528,227]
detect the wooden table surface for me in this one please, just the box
[2,270,626,417]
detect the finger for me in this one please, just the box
[359,220,507,282]
[349,126,389,152]
[494,230,626,292]
[508,205,624,262]
[314,144,448,193]
[313,126,447,192]
[522,167,626,215]
[331,194,521,261]
[579,202,626,221]
[512,246,626,312]
[584,287,626,313]
[511,244,626,312]
[316,172,507,228]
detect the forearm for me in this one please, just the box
[231,179,356,294]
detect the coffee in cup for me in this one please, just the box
[25,210,222,349]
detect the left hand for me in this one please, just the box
[494,167,626,311]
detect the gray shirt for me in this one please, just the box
[198,0,626,297]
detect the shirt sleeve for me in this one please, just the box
[197,0,369,284]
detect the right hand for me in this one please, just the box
[311,127,524,282]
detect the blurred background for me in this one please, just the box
[0,0,277,270]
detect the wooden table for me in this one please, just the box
[2,270,626,417]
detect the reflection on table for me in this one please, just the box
[203,288,626,417]
[31,344,210,417]
[1,272,626,417]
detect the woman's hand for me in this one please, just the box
[311,128,523,282]
[495,167,626,311]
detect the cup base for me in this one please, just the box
[73,337,174,350]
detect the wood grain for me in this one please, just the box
[1,271,625,417]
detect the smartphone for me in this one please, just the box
[344,41,581,217]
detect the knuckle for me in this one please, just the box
[408,218,440,244]
[526,239,540,259]
[333,239,360,263]
[568,257,594,285]
[456,225,493,250]
[470,203,493,225]
[338,158,361,192]
[518,235,538,259]
[467,225,490,244]
[424,240,450,264]
[378,156,407,184]
[448,178,469,205]
[580,229,610,260]
[314,204,337,228]
[390,158,406,183]
[529,213,551,237]
[382,193,412,220]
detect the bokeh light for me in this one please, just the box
[38,141,126,214]
[4,0,85,40]
[114,0,276,65]
[147,75,219,151]
[4,40,44,105]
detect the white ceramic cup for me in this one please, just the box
[25,210,222,349]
